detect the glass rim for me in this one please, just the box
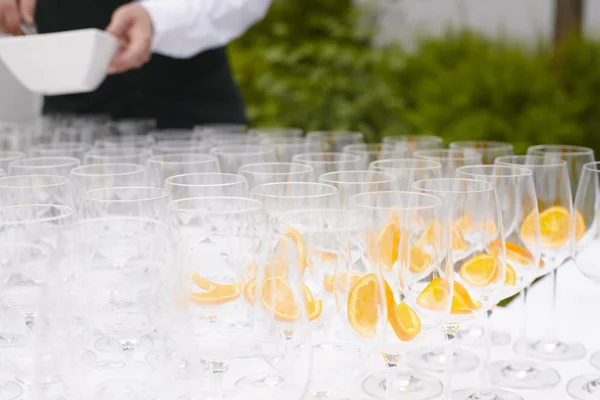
[0,174,70,188]
[9,156,80,168]
[149,129,195,139]
[275,208,368,232]
[248,127,304,135]
[383,134,443,143]
[306,130,364,139]
[75,215,167,229]
[528,144,594,156]
[70,163,145,177]
[450,140,514,150]
[318,170,398,185]
[165,172,247,188]
[95,135,153,145]
[31,142,91,150]
[455,165,533,179]
[0,150,26,160]
[251,181,339,199]
[292,152,362,164]
[147,153,218,165]
[0,204,75,224]
[343,143,396,152]
[169,196,264,214]
[495,155,568,168]
[238,162,314,176]
[82,186,170,202]
[87,148,150,156]
[210,145,275,156]
[411,178,495,194]
[348,190,444,211]
[369,158,443,171]
[413,149,483,160]
[582,161,600,173]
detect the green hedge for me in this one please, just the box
[230,0,600,155]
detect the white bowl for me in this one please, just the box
[0,28,118,95]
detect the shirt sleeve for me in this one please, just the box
[140,0,272,59]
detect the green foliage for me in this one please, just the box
[230,0,600,155]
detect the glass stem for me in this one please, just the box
[443,325,458,400]
[385,357,399,400]
[481,310,493,394]
[209,361,228,400]
[520,287,528,341]
[545,268,559,343]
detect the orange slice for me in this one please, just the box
[246,277,320,321]
[191,273,219,291]
[408,246,431,273]
[489,241,544,268]
[452,281,482,315]
[505,264,516,286]
[323,272,364,293]
[244,278,257,304]
[521,206,586,249]
[416,277,450,311]
[419,222,467,252]
[261,277,300,322]
[384,280,422,341]
[455,214,475,231]
[191,281,242,306]
[308,300,323,321]
[459,254,498,287]
[378,218,401,271]
[284,227,308,274]
[348,274,381,338]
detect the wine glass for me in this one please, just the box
[382,135,444,156]
[414,149,483,178]
[151,140,212,156]
[70,163,147,206]
[194,124,248,141]
[496,155,585,361]
[261,138,320,163]
[211,145,276,174]
[277,208,386,399]
[249,127,304,141]
[305,131,365,152]
[29,142,91,162]
[8,156,80,178]
[450,141,514,165]
[318,170,399,209]
[146,154,220,188]
[80,187,170,221]
[568,161,600,399]
[169,196,268,399]
[238,162,315,189]
[456,165,561,390]
[0,175,74,208]
[111,118,157,136]
[0,151,25,172]
[292,152,363,176]
[200,130,259,147]
[349,191,446,400]
[369,159,443,190]
[411,178,516,400]
[149,129,197,143]
[84,147,151,165]
[343,143,400,166]
[251,182,341,215]
[165,173,250,200]
[94,135,154,149]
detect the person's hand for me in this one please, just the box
[106,3,153,75]
[0,0,35,35]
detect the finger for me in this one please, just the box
[105,7,133,38]
[1,1,22,35]
[107,28,150,74]
[18,0,36,25]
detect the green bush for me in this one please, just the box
[230,0,600,155]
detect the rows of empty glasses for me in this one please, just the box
[0,117,599,400]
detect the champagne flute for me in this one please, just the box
[369,159,443,190]
[457,165,561,390]
[496,155,585,361]
[450,141,514,165]
[238,162,314,189]
[165,173,250,200]
[318,170,399,209]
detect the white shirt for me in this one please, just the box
[140,0,272,59]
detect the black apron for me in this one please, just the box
[35,0,248,129]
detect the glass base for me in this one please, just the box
[514,338,586,361]
[456,327,511,347]
[94,335,154,353]
[362,370,442,400]
[91,379,156,400]
[408,347,479,374]
[235,374,286,392]
[0,333,28,348]
[590,352,600,370]
[567,375,600,400]
[453,387,523,400]
[491,360,560,390]
[0,382,21,400]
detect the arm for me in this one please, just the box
[141,0,272,59]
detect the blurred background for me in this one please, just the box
[2,0,599,153]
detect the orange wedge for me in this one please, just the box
[191,273,219,291]
[284,227,308,274]
[459,254,498,287]
[384,280,422,341]
[323,272,364,293]
[452,281,482,315]
[378,218,401,270]
[261,277,300,322]
[522,206,586,249]
[348,274,381,338]
[481,219,497,236]
[315,249,338,263]
[244,278,257,304]
[455,214,475,231]
[489,241,544,268]
[191,281,242,306]
[408,246,431,273]
[246,277,321,321]
[308,300,323,321]
[416,277,450,311]
[419,222,467,252]
[505,264,516,286]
